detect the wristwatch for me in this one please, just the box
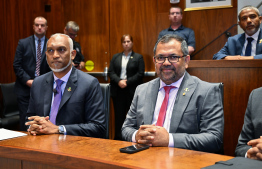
[58,125,65,134]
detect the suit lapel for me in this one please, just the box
[236,33,245,55]
[143,78,160,125]
[169,72,197,133]
[58,68,77,111]
[30,35,36,61]
[256,30,262,54]
[41,37,48,63]
[126,51,134,69]
[43,73,54,116]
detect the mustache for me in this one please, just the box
[160,65,175,71]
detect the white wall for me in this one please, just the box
[238,0,262,34]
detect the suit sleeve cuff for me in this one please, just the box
[168,133,174,147]
[132,130,138,142]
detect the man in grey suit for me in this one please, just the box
[25,34,105,137]
[122,34,224,153]
[235,88,262,160]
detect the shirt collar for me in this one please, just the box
[122,51,132,57]
[53,67,72,83]
[159,73,185,90]
[168,25,184,31]
[34,35,45,42]
[245,28,260,42]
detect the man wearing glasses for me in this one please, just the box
[64,21,85,70]
[122,34,224,153]
[158,7,195,55]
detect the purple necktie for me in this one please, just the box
[36,39,41,76]
[50,79,63,124]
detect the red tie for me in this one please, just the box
[156,86,175,126]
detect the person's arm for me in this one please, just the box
[235,90,256,157]
[213,41,230,60]
[171,84,224,153]
[126,54,145,86]
[187,30,195,55]
[13,40,33,86]
[108,54,121,84]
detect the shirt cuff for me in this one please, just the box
[132,130,138,142]
[62,125,67,135]
[168,133,174,147]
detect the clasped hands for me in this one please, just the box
[247,136,262,160]
[135,124,169,147]
[25,116,59,135]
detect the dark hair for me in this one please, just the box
[153,34,188,56]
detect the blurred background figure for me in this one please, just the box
[108,34,145,140]
[64,21,85,70]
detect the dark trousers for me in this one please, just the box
[17,95,30,131]
[112,88,133,140]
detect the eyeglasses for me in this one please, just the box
[154,55,186,63]
[170,12,181,16]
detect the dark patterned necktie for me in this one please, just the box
[245,37,253,56]
[36,39,41,76]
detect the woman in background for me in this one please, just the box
[108,34,145,140]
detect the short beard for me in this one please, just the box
[50,59,72,73]
[158,65,177,84]
[48,53,72,73]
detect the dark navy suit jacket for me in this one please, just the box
[27,67,106,137]
[13,35,50,96]
[213,29,262,60]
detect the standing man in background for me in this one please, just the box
[158,7,195,55]
[13,16,50,131]
[64,21,85,70]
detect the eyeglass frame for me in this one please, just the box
[154,55,187,63]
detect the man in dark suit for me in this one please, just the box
[235,88,262,160]
[25,34,105,137]
[213,6,262,60]
[122,34,224,153]
[13,16,51,131]
[108,35,145,140]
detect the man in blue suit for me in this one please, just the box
[13,17,51,131]
[213,6,262,60]
[25,34,105,137]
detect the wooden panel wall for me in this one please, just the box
[0,0,237,82]
[0,0,63,83]
[62,0,110,72]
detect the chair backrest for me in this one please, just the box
[0,82,19,118]
[214,82,224,155]
[100,83,110,139]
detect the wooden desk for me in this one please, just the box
[0,134,232,169]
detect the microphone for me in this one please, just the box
[53,88,57,94]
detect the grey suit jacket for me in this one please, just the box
[27,67,106,137]
[235,87,262,157]
[122,72,224,153]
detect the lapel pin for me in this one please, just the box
[260,39,262,44]
[67,87,71,92]
[183,88,189,96]
[131,56,133,59]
